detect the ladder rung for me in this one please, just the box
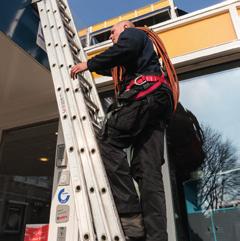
[84,96,99,114]
[58,0,67,10]
[66,28,75,39]
[67,37,80,55]
[61,12,72,29]
[66,34,81,53]
[73,53,81,64]
[89,111,100,127]
[59,4,71,23]
[70,44,80,56]
[63,21,76,38]
[79,82,91,97]
[79,75,92,90]
[91,119,102,130]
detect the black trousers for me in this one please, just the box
[98,87,172,241]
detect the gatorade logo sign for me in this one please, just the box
[58,188,70,204]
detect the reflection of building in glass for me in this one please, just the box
[178,73,240,241]
[166,99,240,240]
[184,169,240,213]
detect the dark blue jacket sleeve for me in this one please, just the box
[87,28,145,74]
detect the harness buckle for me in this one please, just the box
[134,75,146,86]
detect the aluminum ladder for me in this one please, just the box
[36,0,125,240]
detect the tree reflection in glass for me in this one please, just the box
[198,125,240,211]
[167,66,240,241]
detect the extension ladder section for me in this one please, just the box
[36,0,125,240]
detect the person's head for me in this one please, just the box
[109,20,135,44]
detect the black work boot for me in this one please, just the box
[125,236,146,241]
[120,213,145,241]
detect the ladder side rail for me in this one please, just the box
[37,2,95,240]
[48,124,79,241]
[46,1,124,239]
[51,1,126,239]
[59,0,105,120]
[39,1,125,241]
[45,1,113,239]
[49,1,125,240]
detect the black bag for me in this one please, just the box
[166,103,205,172]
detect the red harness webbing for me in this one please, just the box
[125,74,169,100]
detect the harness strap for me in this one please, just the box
[125,74,169,100]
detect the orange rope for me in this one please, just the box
[112,27,179,111]
[111,66,123,96]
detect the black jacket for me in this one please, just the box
[87,28,161,89]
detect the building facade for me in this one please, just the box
[0,0,240,241]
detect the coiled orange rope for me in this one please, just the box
[112,27,179,111]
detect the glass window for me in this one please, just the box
[167,66,240,241]
[0,121,58,241]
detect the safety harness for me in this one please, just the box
[111,27,179,112]
[125,74,170,100]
